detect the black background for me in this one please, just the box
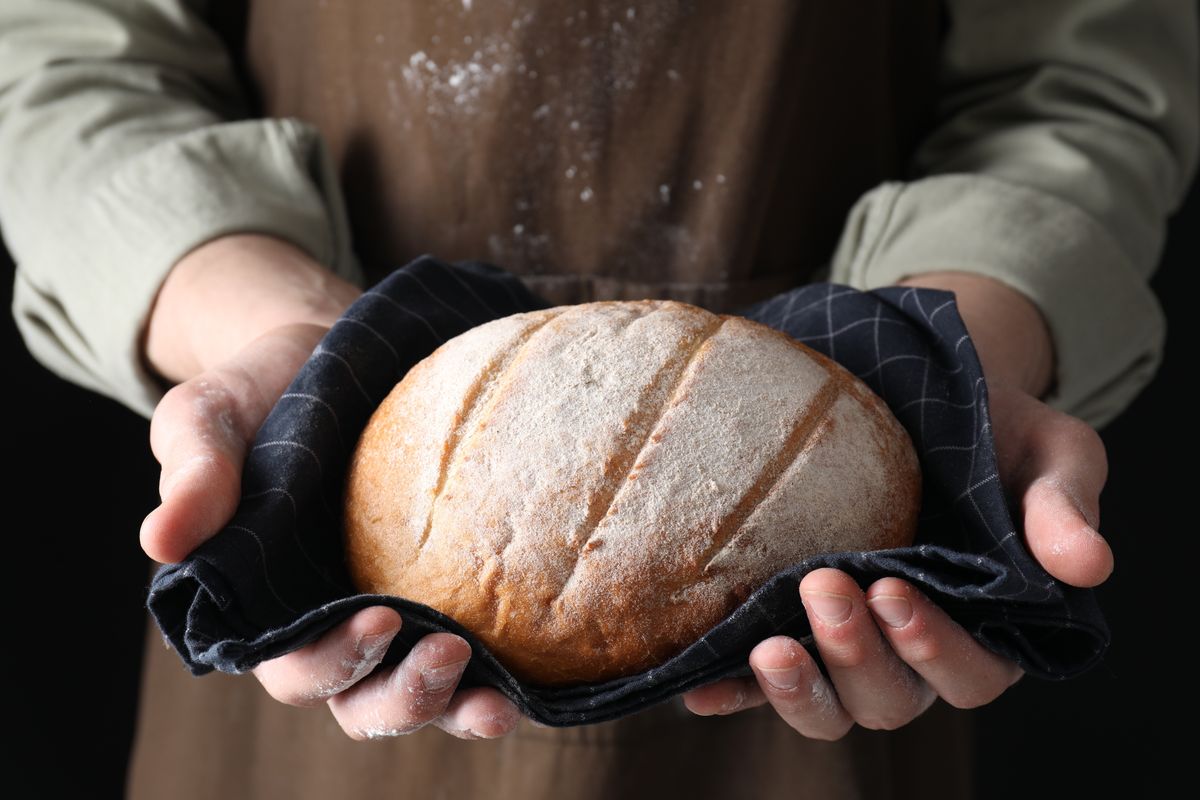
[2,180,1194,794]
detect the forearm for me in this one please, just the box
[1,0,361,415]
[145,235,362,384]
[832,0,1197,428]
[896,272,1053,398]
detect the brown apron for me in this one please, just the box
[130,2,973,797]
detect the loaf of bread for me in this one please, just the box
[343,300,920,686]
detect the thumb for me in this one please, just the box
[989,382,1113,588]
[140,324,329,563]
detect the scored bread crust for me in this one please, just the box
[343,300,921,686]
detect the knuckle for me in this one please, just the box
[346,721,421,741]
[900,635,941,666]
[850,680,931,731]
[341,724,370,742]
[854,712,911,731]
[263,680,326,708]
[397,678,453,723]
[768,683,813,715]
[254,668,305,707]
[809,720,854,742]
[442,726,483,741]
[943,683,1005,710]
[261,684,302,706]
[331,656,370,688]
[1058,416,1105,462]
[470,711,520,739]
[333,705,424,741]
[191,379,243,439]
[819,640,868,670]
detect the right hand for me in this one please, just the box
[139,234,523,740]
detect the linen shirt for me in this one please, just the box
[1,1,1196,426]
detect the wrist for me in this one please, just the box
[896,272,1054,398]
[144,234,361,383]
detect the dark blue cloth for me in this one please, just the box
[147,256,1108,726]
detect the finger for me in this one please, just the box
[681,676,768,717]
[252,607,403,707]
[748,636,853,740]
[1023,475,1113,588]
[990,385,1112,587]
[432,687,524,740]
[327,632,472,740]
[140,377,246,563]
[140,325,328,563]
[800,569,935,731]
[866,579,1023,709]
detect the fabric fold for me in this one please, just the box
[148,256,1108,727]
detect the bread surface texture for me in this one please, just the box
[343,300,920,686]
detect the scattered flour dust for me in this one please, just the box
[388,0,709,251]
[809,674,842,718]
[401,49,506,116]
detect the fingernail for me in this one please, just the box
[421,659,468,692]
[802,592,852,625]
[719,687,746,714]
[867,595,913,628]
[357,631,395,661]
[759,666,802,691]
[339,632,396,687]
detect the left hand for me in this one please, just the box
[140,235,524,741]
[681,272,1113,738]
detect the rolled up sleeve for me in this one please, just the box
[0,0,361,417]
[830,0,1199,428]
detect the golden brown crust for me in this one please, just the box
[343,301,921,686]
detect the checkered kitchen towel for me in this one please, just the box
[148,256,1109,726]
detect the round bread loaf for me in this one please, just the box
[343,300,920,686]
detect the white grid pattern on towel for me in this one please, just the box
[149,261,1106,718]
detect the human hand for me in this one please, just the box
[682,272,1111,738]
[139,235,522,740]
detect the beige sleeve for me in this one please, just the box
[0,0,362,418]
[829,0,1198,429]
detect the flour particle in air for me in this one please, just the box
[402,40,510,116]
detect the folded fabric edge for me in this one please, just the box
[143,273,1110,724]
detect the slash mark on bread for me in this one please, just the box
[417,310,563,553]
[552,313,727,605]
[698,372,844,574]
